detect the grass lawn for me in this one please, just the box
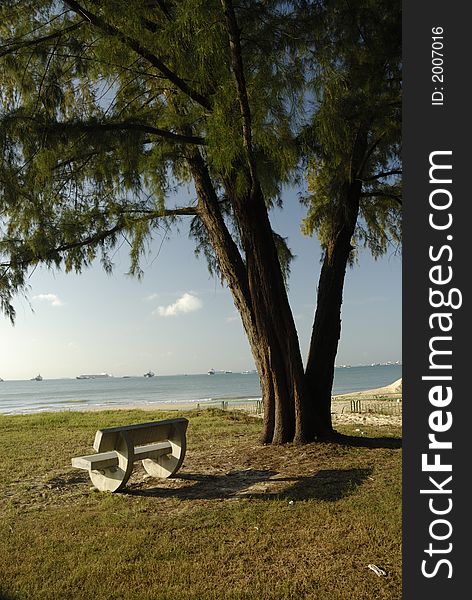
[0,409,401,600]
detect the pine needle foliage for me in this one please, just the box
[301,0,401,262]
[1,0,303,321]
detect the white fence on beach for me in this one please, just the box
[195,399,263,415]
[348,398,402,416]
[196,397,402,417]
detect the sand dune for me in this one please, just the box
[330,378,402,427]
[334,378,402,399]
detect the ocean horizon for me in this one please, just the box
[0,364,402,415]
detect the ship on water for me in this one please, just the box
[76,373,113,379]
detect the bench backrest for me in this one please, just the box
[93,418,188,452]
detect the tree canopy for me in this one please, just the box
[0,0,303,319]
[299,0,401,429]
[0,0,402,443]
[302,0,401,260]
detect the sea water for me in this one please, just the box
[0,365,401,415]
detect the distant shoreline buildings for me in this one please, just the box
[335,360,402,369]
[0,362,401,382]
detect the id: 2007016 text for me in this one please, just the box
[431,27,445,106]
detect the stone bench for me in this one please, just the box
[72,417,188,492]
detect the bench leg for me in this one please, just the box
[89,432,134,492]
[142,421,187,479]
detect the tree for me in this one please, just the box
[0,0,312,443]
[301,0,402,434]
[0,0,401,443]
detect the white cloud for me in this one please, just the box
[33,293,64,307]
[153,293,202,317]
[144,293,160,302]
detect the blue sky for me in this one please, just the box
[0,187,401,380]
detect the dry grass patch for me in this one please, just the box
[0,409,401,600]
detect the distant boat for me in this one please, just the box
[208,368,215,375]
[144,371,155,378]
[0,377,3,382]
[31,374,43,381]
[76,373,112,379]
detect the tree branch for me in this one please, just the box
[360,191,402,205]
[0,22,84,58]
[0,223,123,270]
[0,205,199,270]
[51,120,206,145]
[51,134,175,170]
[362,169,402,182]
[122,206,199,217]
[7,115,205,146]
[63,0,212,110]
[220,0,258,189]
[357,134,385,178]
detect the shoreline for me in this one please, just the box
[0,379,402,427]
[75,378,402,411]
[332,377,402,400]
[331,378,402,427]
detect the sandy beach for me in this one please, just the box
[331,378,402,427]
[75,378,403,429]
[333,377,402,400]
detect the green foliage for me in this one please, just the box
[301,0,402,261]
[0,1,402,324]
[0,0,301,320]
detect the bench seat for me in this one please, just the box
[72,451,119,471]
[71,418,188,492]
[72,441,173,471]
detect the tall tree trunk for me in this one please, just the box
[304,181,362,437]
[188,150,310,443]
[216,0,311,442]
[230,181,310,443]
[304,125,369,438]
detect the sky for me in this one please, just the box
[0,187,401,380]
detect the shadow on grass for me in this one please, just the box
[324,433,402,449]
[255,468,373,502]
[125,467,372,502]
[126,469,276,500]
[0,589,19,600]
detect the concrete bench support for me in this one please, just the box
[72,418,188,492]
